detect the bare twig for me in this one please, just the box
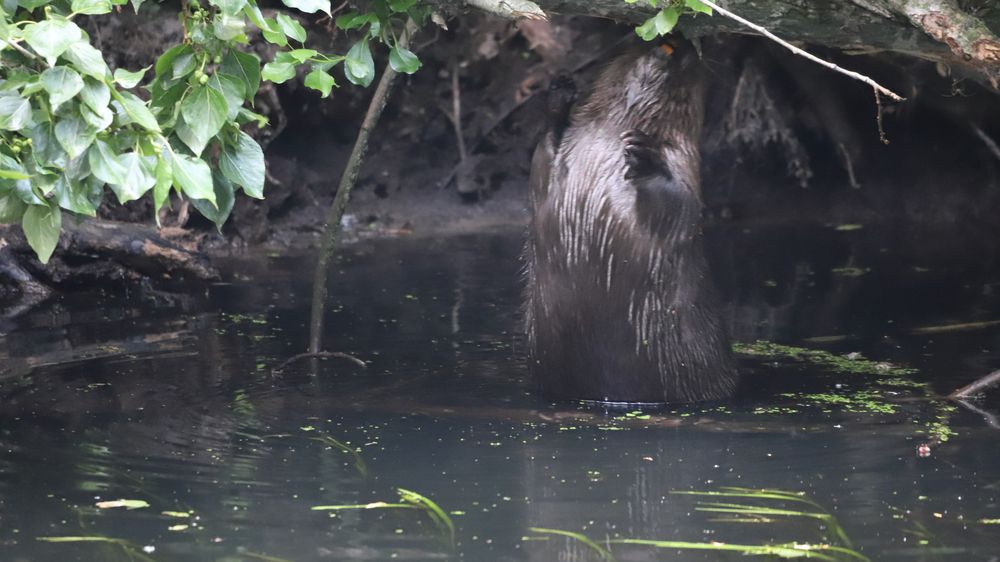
[971,125,1000,163]
[949,369,1000,399]
[955,399,1000,430]
[308,19,417,354]
[450,59,468,163]
[271,351,366,374]
[2,38,40,61]
[698,0,905,102]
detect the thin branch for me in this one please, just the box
[271,351,366,374]
[698,0,904,102]
[2,38,40,61]
[308,19,417,354]
[948,369,1000,399]
[971,125,1000,163]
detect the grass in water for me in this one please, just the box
[312,488,454,546]
[36,536,157,562]
[528,487,869,562]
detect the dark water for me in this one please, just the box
[1,226,998,562]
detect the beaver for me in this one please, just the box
[525,41,737,404]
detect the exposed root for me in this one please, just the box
[271,351,367,374]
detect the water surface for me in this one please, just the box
[1,226,998,561]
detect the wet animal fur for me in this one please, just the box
[525,43,737,403]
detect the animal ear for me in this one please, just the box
[622,129,673,182]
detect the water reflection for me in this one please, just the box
[0,227,998,561]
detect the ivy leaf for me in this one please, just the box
[55,115,96,159]
[71,0,112,15]
[389,0,416,12]
[388,45,420,74]
[61,40,110,79]
[80,103,114,132]
[179,85,228,155]
[189,170,235,230]
[654,8,679,35]
[171,152,215,205]
[110,152,157,203]
[635,17,658,41]
[280,0,330,15]
[113,67,148,88]
[154,44,191,80]
[220,49,261,102]
[114,91,161,132]
[0,170,31,180]
[261,61,296,84]
[213,14,246,41]
[0,192,27,224]
[276,13,307,43]
[261,20,288,47]
[22,204,62,264]
[175,116,209,157]
[88,140,128,185]
[304,68,335,97]
[285,48,318,63]
[344,38,374,87]
[79,78,110,113]
[335,12,377,30]
[53,175,99,216]
[29,121,69,169]
[209,0,246,17]
[0,91,34,131]
[153,155,171,225]
[24,18,84,66]
[172,50,199,81]
[41,66,84,111]
[219,130,264,198]
[685,0,713,15]
[207,73,245,120]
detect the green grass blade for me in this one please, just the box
[530,527,615,561]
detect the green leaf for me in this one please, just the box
[79,78,110,113]
[190,170,235,230]
[635,16,658,41]
[304,68,335,97]
[41,66,84,111]
[179,85,227,155]
[261,22,288,47]
[0,91,34,131]
[0,192,27,224]
[286,48,317,63]
[209,0,246,17]
[110,152,156,203]
[171,152,215,204]
[153,154,171,225]
[220,49,261,102]
[335,12,376,30]
[280,0,330,15]
[88,139,127,185]
[114,91,161,132]
[213,14,246,41]
[344,38,374,87]
[276,13,306,42]
[154,44,191,79]
[113,67,148,88]
[654,8,679,35]
[61,40,110,79]
[0,169,31,180]
[389,0,416,12]
[53,175,99,216]
[685,0,713,15]
[29,121,68,168]
[71,0,112,14]
[55,115,96,159]
[207,73,245,120]
[175,116,208,157]
[172,50,199,81]
[22,204,61,264]
[24,18,84,66]
[388,45,420,74]
[219,130,264,198]
[261,61,296,84]
[80,103,114,132]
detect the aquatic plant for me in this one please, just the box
[311,487,454,546]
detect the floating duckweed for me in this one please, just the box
[733,341,917,377]
[789,392,898,414]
